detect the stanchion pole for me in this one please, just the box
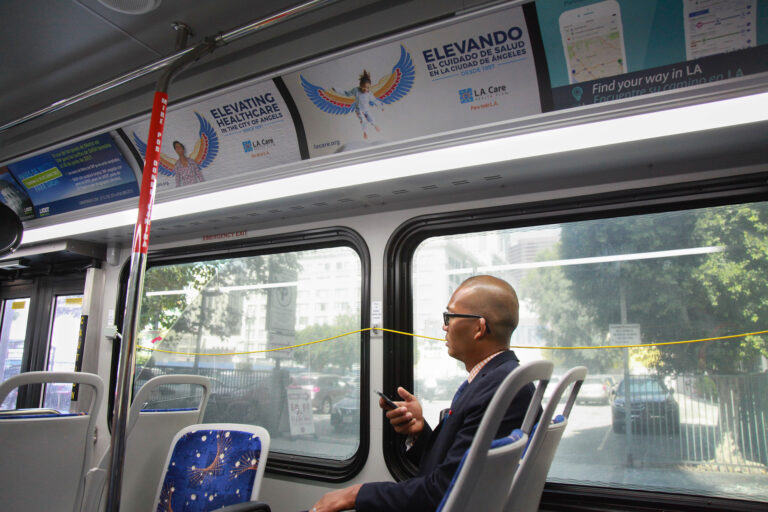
[104,34,217,512]
[103,4,339,509]
[104,88,168,512]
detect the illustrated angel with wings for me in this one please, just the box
[132,112,219,188]
[300,45,415,140]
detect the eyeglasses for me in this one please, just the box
[443,312,490,333]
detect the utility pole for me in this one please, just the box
[620,282,634,467]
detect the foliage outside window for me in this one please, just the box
[136,247,362,461]
[412,202,768,503]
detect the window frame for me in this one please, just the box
[383,171,768,511]
[113,226,371,482]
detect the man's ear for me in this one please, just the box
[482,317,491,337]
[474,318,488,341]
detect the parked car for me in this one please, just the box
[204,375,278,428]
[330,393,359,432]
[611,376,679,434]
[291,374,349,414]
[577,376,612,405]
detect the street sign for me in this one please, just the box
[609,324,641,345]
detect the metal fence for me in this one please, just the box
[676,373,767,470]
[624,372,768,473]
[133,364,287,427]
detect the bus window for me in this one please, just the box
[410,201,768,503]
[0,298,29,410]
[42,294,83,411]
[136,246,363,464]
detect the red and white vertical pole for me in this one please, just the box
[102,5,337,509]
[105,91,167,512]
[132,92,168,256]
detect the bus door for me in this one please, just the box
[0,275,86,410]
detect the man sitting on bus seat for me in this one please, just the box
[309,275,538,512]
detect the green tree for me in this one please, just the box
[140,261,216,334]
[559,211,717,374]
[694,203,768,371]
[524,204,768,375]
[137,253,302,366]
[523,245,623,372]
[293,314,361,372]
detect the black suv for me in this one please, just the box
[611,376,680,434]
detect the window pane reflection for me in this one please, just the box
[412,202,768,503]
[137,247,362,461]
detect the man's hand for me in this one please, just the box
[310,483,362,512]
[384,387,424,436]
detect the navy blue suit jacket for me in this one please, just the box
[355,350,536,512]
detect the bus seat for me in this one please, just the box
[436,360,553,512]
[0,371,104,512]
[153,423,271,512]
[82,374,210,512]
[505,366,588,512]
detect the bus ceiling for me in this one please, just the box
[0,0,341,134]
[0,0,470,159]
[1,0,768,247]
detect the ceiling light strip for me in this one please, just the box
[21,91,768,244]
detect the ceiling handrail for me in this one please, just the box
[0,0,340,133]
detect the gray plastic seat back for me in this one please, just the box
[505,366,587,512]
[0,371,103,512]
[437,359,553,512]
[82,374,210,512]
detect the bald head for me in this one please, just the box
[455,275,519,345]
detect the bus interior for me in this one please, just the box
[1,0,767,511]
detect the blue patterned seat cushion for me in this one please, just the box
[157,428,262,512]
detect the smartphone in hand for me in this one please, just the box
[375,389,398,410]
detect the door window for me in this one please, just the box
[42,295,84,410]
[0,298,30,409]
